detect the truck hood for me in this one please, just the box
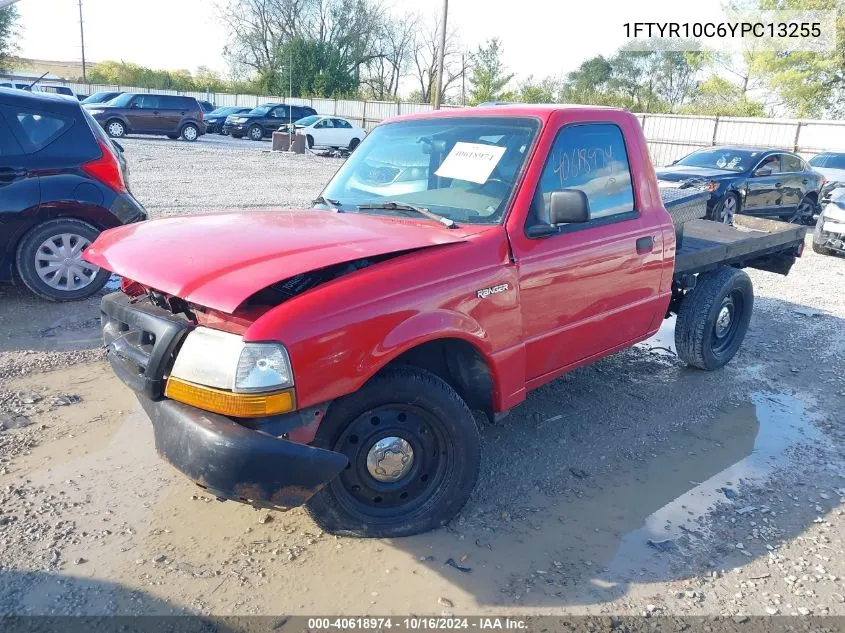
[84,210,474,313]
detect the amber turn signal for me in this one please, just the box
[164,378,295,417]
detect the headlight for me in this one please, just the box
[823,205,845,223]
[166,327,295,417]
[705,181,720,192]
[88,109,104,115]
[231,117,247,123]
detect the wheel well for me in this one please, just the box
[379,339,494,419]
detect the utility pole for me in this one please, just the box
[432,0,448,109]
[461,52,465,106]
[78,0,87,82]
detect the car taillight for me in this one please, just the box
[81,140,127,194]
[198,111,204,121]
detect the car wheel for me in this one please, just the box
[306,134,314,149]
[306,366,481,537]
[710,192,738,224]
[105,119,126,138]
[15,218,111,302]
[812,241,834,256]
[180,124,199,142]
[791,196,816,225]
[675,266,753,371]
[349,137,360,150]
[248,125,263,141]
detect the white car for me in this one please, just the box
[291,115,366,150]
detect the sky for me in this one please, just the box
[14,0,729,91]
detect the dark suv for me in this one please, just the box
[87,93,206,141]
[223,102,317,140]
[0,88,147,301]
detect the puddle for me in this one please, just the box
[637,316,677,357]
[603,391,819,578]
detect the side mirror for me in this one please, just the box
[754,166,773,177]
[527,189,591,237]
[549,189,591,224]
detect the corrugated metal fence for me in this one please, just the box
[17,79,845,166]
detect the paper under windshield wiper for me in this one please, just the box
[356,201,457,228]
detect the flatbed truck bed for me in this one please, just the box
[675,216,807,278]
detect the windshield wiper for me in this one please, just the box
[312,195,342,211]
[356,201,457,228]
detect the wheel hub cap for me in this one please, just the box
[715,305,732,337]
[366,437,414,482]
[35,233,97,291]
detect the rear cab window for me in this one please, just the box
[529,123,635,230]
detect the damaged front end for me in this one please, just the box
[100,291,347,509]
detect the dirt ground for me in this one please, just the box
[1,140,844,618]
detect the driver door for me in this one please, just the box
[745,154,783,216]
[267,106,288,134]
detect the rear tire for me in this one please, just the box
[180,124,199,141]
[349,137,360,150]
[306,366,481,537]
[675,267,753,370]
[105,119,125,138]
[15,218,110,302]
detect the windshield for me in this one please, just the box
[296,115,320,126]
[248,105,272,116]
[105,93,135,107]
[810,153,845,169]
[676,149,758,172]
[209,107,237,117]
[320,117,538,224]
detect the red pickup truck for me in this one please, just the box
[84,105,806,537]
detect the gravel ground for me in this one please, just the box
[0,136,844,618]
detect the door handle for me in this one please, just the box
[636,236,654,254]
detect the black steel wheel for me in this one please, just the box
[306,366,480,537]
[675,266,753,370]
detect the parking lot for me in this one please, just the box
[1,136,845,617]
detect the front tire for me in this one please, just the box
[710,192,738,224]
[180,124,199,141]
[675,267,753,370]
[306,366,481,537]
[105,119,125,138]
[248,125,263,141]
[15,218,110,302]
[306,134,314,149]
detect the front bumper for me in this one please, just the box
[100,292,347,508]
[814,215,845,252]
[223,123,248,135]
[139,397,347,508]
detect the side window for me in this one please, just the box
[0,114,24,156]
[315,118,331,128]
[135,95,162,109]
[334,118,352,128]
[756,154,781,174]
[271,107,287,119]
[533,123,635,224]
[782,154,804,172]
[12,110,71,152]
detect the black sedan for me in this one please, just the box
[204,106,252,134]
[0,88,147,301]
[655,147,824,224]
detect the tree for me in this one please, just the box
[679,74,767,116]
[467,38,514,105]
[516,76,560,103]
[269,37,357,96]
[360,12,418,100]
[410,16,469,104]
[221,0,388,95]
[0,5,19,72]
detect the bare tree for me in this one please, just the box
[410,16,468,104]
[360,11,418,100]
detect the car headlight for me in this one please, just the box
[231,117,247,123]
[166,327,295,417]
[823,205,845,223]
[88,109,104,115]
